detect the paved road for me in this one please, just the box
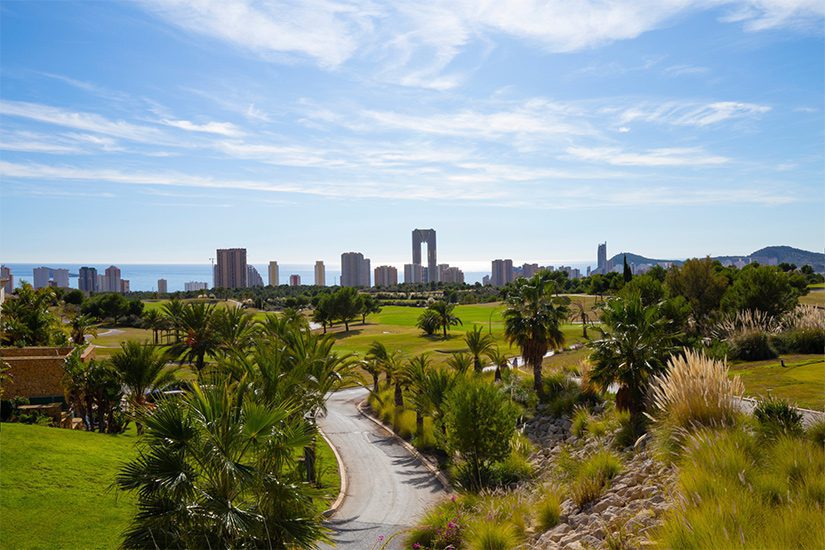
[318,387,447,550]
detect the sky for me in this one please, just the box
[1,0,823,271]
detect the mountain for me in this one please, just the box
[608,246,824,273]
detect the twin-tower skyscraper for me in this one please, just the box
[409,228,438,283]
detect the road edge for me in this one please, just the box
[319,427,348,518]
[356,399,452,493]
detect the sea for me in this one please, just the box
[2,262,593,292]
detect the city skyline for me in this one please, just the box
[1,2,823,265]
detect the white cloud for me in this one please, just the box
[0,100,166,143]
[619,100,771,126]
[161,118,243,137]
[567,146,730,166]
[663,64,710,76]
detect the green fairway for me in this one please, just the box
[327,303,591,362]
[0,423,138,549]
[729,355,825,410]
[800,289,825,307]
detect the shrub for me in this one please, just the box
[534,491,561,531]
[807,418,825,447]
[649,350,743,438]
[408,498,465,549]
[729,330,777,361]
[772,327,825,355]
[467,521,519,550]
[613,409,646,449]
[570,450,622,508]
[488,451,534,486]
[753,395,803,438]
[571,406,590,437]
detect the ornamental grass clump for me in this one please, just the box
[570,450,622,508]
[753,395,803,439]
[534,491,561,531]
[649,349,744,436]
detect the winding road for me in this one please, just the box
[318,387,447,550]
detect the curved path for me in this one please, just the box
[318,387,447,549]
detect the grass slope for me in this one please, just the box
[0,423,138,549]
[730,355,825,410]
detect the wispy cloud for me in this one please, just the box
[618,100,771,127]
[161,118,243,137]
[567,146,730,166]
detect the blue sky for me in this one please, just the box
[1,0,823,270]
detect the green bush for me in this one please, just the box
[534,491,561,531]
[571,406,590,437]
[753,395,803,438]
[408,498,465,549]
[729,330,777,361]
[613,409,646,449]
[570,450,622,508]
[467,521,519,550]
[772,328,825,355]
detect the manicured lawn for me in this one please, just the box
[326,303,592,363]
[729,355,825,410]
[89,326,155,359]
[0,423,138,549]
[799,289,825,307]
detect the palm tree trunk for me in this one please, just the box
[394,383,404,407]
[372,373,379,394]
[416,410,424,437]
[495,365,502,382]
[533,358,544,398]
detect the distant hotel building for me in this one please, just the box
[411,228,438,283]
[78,267,97,292]
[247,265,264,287]
[491,259,514,287]
[120,279,131,293]
[157,278,168,294]
[215,248,247,289]
[102,265,122,293]
[268,261,279,286]
[289,274,301,287]
[404,263,424,284]
[341,252,371,288]
[33,267,69,289]
[374,265,398,287]
[315,261,326,286]
[440,266,465,284]
[1,265,13,294]
[185,281,208,292]
[522,263,540,279]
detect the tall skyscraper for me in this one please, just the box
[314,261,326,286]
[491,259,514,287]
[185,281,208,291]
[215,248,247,289]
[374,265,398,287]
[247,265,264,287]
[157,278,168,294]
[104,265,122,293]
[341,252,371,287]
[0,265,13,294]
[120,279,131,293]
[522,263,540,279]
[404,263,424,284]
[78,267,97,292]
[33,267,51,289]
[289,274,301,287]
[597,242,607,274]
[412,228,438,283]
[268,261,279,286]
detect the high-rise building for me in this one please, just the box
[268,261,279,286]
[185,281,208,292]
[404,263,424,284]
[104,265,122,293]
[482,275,491,286]
[0,265,13,294]
[289,274,301,287]
[491,259,514,287]
[52,269,69,288]
[341,252,371,287]
[441,266,465,284]
[78,267,97,293]
[157,278,168,294]
[412,228,438,283]
[97,274,105,292]
[33,267,51,289]
[314,261,326,286]
[215,248,247,289]
[247,265,264,287]
[120,279,130,293]
[374,265,398,287]
[597,242,607,274]
[522,263,540,279]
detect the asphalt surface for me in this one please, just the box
[318,387,447,550]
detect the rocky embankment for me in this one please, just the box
[524,410,676,549]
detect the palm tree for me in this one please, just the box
[161,298,185,343]
[429,300,463,338]
[588,294,678,418]
[417,366,457,436]
[366,340,392,389]
[140,309,164,345]
[70,313,97,345]
[166,302,219,373]
[115,381,327,548]
[503,273,570,397]
[109,340,181,434]
[464,325,494,373]
[570,299,592,339]
[385,351,406,407]
[446,352,473,376]
[416,309,441,336]
[400,353,431,437]
[485,346,510,382]
[213,306,257,355]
